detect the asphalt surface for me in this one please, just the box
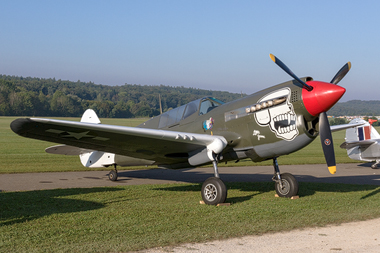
[2,163,380,252]
[1,163,380,192]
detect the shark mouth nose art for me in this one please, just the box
[273,113,296,134]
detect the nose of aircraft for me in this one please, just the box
[302,81,346,116]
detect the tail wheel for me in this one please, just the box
[201,177,227,205]
[275,173,298,198]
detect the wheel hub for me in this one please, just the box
[277,179,290,195]
[204,183,217,201]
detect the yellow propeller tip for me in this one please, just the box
[328,166,336,174]
[347,62,352,70]
[269,54,276,62]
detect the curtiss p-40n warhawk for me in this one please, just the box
[11,54,358,205]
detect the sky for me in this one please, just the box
[1,0,379,102]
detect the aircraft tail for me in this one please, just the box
[343,118,379,162]
[78,109,115,167]
[80,109,101,123]
[345,118,380,142]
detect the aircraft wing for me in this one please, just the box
[330,122,365,132]
[10,118,227,166]
[340,140,377,150]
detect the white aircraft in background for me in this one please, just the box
[340,118,380,168]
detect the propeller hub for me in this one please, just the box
[302,81,346,116]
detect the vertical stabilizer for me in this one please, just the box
[345,119,370,142]
[81,109,101,124]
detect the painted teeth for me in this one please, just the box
[274,113,297,134]
[273,113,296,122]
[277,124,296,134]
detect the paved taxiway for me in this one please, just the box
[1,163,380,192]
[2,163,380,252]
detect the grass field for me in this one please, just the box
[2,182,380,252]
[2,116,379,252]
[0,116,361,174]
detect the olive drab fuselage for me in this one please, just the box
[139,78,319,167]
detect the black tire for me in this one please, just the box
[275,173,298,198]
[201,177,227,205]
[108,170,118,181]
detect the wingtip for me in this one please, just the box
[328,166,336,174]
[10,118,32,136]
[269,54,276,62]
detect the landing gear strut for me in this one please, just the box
[201,157,227,205]
[272,158,298,198]
[108,164,118,181]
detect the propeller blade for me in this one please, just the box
[330,62,351,85]
[319,112,336,174]
[270,54,313,91]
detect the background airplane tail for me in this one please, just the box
[344,118,379,162]
[345,118,380,142]
[79,109,115,168]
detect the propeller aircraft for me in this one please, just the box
[11,54,356,205]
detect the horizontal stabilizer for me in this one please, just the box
[340,140,376,150]
[46,145,93,156]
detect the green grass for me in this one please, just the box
[0,116,363,173]
[1,182,380,252]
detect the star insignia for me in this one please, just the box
[62,131,94,140]
[46,129,109,141]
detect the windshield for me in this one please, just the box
[199,97,224,115]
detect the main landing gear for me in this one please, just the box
[201,159,227,205]
[201,157,299,205]
[272,157,298,198]
[108,164,118,181]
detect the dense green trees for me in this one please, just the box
[328,100,380,117]
[0,75,243,117]
[2,74,380,118]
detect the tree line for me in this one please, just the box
[328,100,380,117]
[2,74,380,120]
[0,75,243,118]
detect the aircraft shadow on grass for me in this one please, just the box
[0,187,123,226]
[117,167,380,204]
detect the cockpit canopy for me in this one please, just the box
[158,97,224,128]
